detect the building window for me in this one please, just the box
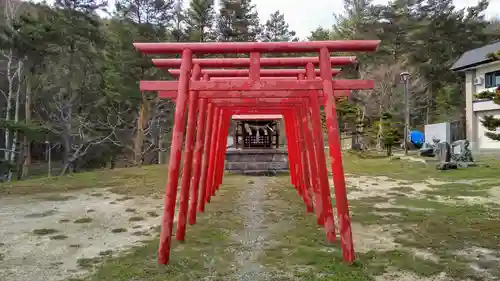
[485,70,500,88]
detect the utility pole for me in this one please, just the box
[400,72,411,156]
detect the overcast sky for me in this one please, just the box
[252,0,500,38]
[33,0,500,39]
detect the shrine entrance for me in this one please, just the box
[133,39,380,266]
[227,114,288,175]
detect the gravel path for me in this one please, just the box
[232,177,271,281]
[0,189,163,281]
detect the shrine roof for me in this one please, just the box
[232,114,283,120]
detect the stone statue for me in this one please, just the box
[451,140,475,168]
[419,138,441,157]
[438,142,451,162]
[436,142,458,170]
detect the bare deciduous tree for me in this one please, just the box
[358,60,426,149]
[1,0,25,181]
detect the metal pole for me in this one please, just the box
[46,141,51,177]
[403,79,409,156]
[157,119,162,164]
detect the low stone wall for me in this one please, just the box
[225,148,289,175]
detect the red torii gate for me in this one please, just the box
[134,40,380,265]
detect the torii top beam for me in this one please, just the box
[167,68,341,77]
[133,40,380,54]
[152,56,357,68]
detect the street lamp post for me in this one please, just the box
[400,72,411,156]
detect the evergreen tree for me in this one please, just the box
[115,0,175,39]
[371,112,400,157]
[185,0,216,42]
[260,10,297,42]
[216,0,260,42]
[333,0,373,40]
[2,3,59,179]
[308,27,331,40]
[477,52,500,141]
[172,0,186,41]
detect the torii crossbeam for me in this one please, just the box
[134,40,380,266]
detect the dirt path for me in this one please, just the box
[232,177,271,280]
[0,189,163,281]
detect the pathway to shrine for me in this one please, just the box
[1,169,500,281]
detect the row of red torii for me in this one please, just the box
[134,40,380,265]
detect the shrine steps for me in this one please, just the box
[225,148,289,176]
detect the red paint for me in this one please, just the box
[205,108,221,203]
[320,48,355,262]
[141,79,373,92]
[153,56,357,68]
[133,39,379,265]
[198,103,214,213]
[175,64,201,241]
[216,111,231,187]
[305,63,330,230]
[134,40,380,54]
[168,68,340,77]
[295,108,314,212]
[157,49,192,265]
[188,98,208,225]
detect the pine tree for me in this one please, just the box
[308,27,331,40]
[216,0,260,42]
[476,52,500,141]
[260,10,297,42]
[115,0,175,39]
[333,0,373,40]
[185,0,216,42]
[171,0,186,41]
[371,112,400,156]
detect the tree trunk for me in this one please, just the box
[377,118,383,150]
[425,83,433,124]
[22,74,32,179]
[7,60,22,181]
[133,97,149,165]
[15,138,24,181]
[4,49,14,163]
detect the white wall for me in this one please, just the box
[474,61,500,93]
[476,110,500,149]
[464,61,500,150]
[424,122,451,144]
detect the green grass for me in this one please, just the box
[2,155,498,280]
[25,210,57,218]
[146,211,159,217]
[0,165,168,196]
[423,183,493,197]
[38,194,76,201]
[348,194,500,280]
[50,234,69,240]
[33,228,59,235]
[85,175,246,281]
[99,250,113,256]
[342,151,500,181]
[74,217,93,224]
[77,257,102,269]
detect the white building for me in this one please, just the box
[451,42,500,151]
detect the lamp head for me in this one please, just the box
[400,72,411,81]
